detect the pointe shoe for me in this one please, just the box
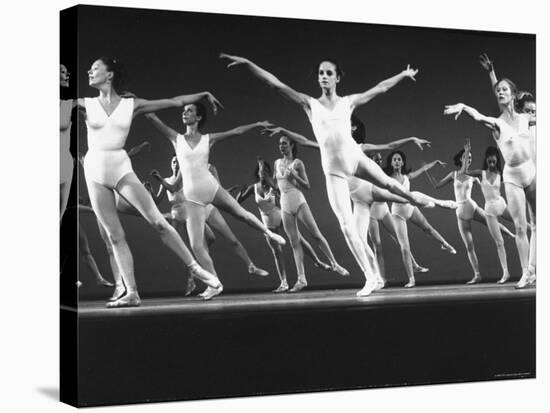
[528,274,536,285]
[314,261,332,271]
[332,264,350,276]
[374,278,386,291]
[424,201,436,208]
[497,273,510,284]
[515,273,531,289]
[272,283,289,293]
[267,230,286,246]
[248,264,269,277]
[441,244,457,255]
[413,264,429,273]
[404,280,416,288]
[289,280,307,293]
[466,275,482,285]
[96,277,115,288]
[106,292,141,308]
[109,286,126,302]
[184,277,197,296]
[438,200,458,210]
[201,285,224,301]
[188,263,221,289]
[356,280,377,297]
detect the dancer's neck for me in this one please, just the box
[185,124,200,136]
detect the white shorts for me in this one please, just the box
[281,189,306,216]
[456,198,478,221]
[370,202,390,221]
[84,149,133,189]
[392,202,414,221]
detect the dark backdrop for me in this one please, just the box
[73,5,535,299]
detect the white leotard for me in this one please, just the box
[60,100,74,184]
[494,115,532,167]
[481,170,506,217]
[454,171,478,220]
[83,97,135,188]
[391,175,414,220]
[307,96,364,178]
[275,158,306,216]
[255,184,282,229]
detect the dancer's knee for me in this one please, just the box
[150,217,172,235]
[106,227,126,246]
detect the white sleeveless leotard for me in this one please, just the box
[83,97,135,188]
[307,96,364,179]
[174,134,220,206]
[275,158,307,216]
[60,100,74,184]
[255,184,282,229]
[391,175,414,220]
[348,177,374,207]
[481,170,506,217]
[454,171,478,220]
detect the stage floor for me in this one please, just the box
[67,282,536,318]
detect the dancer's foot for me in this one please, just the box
[96,276,115,287]
[515,272,531,289]
[201,285,224,301]
[528,274,536,285]
[404,279,416,288]
[497,272,510,284]
[413,263,429,273]
[188,262,221,289]
[272,282,289,293]
[109,284,126,302]
[106,292,141,308]
[248,264,269,277]
[332,263,350,276]
[441,243,457,255]
[266,230,286,246]
[374,278,386,291]
[314,260,332,271]
[356,279,377,297]
[184,277,197,296]
[289,280,307,293]
[466,274,482,285]
[435,199,458,210]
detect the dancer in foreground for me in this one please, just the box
[221,53,456,296]
[60,64,75,220]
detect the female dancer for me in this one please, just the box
[144,109,285,300]
[428,141,514,284]
[221,54,456,296]
[78,57,221,307]
[383,150,457,287]
[462,143,514,283]
[237,158,332,292]
[60,64,75,220]
[444,78,535,288]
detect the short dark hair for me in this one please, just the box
[383,150,410,175]
[351,115,366,144]
[482,146,503,174]
[96,56,127,91]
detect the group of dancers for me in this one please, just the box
[60,51,536,308]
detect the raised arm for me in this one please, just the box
[479,53,498,91]
[409,160,447,180]
[210,121,273,146]
[220,53,310,109]
[360,137,431,152]
[144,113,178,143]
[444,103,500,131]
[348,65,418,109]
[235,183,256,204]
[262,126,320,150]
[127,141,151,157]
[426,170,454,189]
[134,92,223,116]
[151,169,182,194]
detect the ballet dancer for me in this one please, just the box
[60,64,75,220]
[427,141,514,284]
[462,142,515,283]
[237,158,332,292]
[444,77,535,288]
[78,56,221,307]
[220,53,456,296]
[383,150,457,287]
[144,107,285,300]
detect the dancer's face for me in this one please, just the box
[523,101,536,123]
[60,64,70,88]
[318,61,340,90]
[171,156,179,174]
[182,104,201,126]
[372,153,383,165]
[495,80,514,105]
[486,155,497,171]
[279,136,291,155]
[88,59,112,88]
[391,153,404,171]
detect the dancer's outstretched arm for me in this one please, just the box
[462,141,483,179]
[134,92,223,116]
[210,121,273,146]
[349,65,418,109]
[262,126,320,150]
[151,169,182,194]
[220,53,311,108]
[444,103,500,131]
[409,160,447,180]
[479,53,498,91]
[426,169,454,189]
[360,137,431,152]
[144,113,178,144]
[127,141,151,157]
[235,184,255,204]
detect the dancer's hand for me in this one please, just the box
[444,103,464,120]
[256,120,275,129]
[205,92,224,115]
[220,53,249,68]
[261,126,285,137]
[411,137,431,150]
[403,64,419,81]
[479,53,494,71]
[434,160,447,167]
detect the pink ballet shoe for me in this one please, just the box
[466,274,482,285]
[441,244,457,255]
[356,280,377,297]
[332,264,350,276]
[496,273,510,284]
[106,292,141,308]
[248,264,269,277]
[272,283,289,293]
[109,285,126,302]
[515,272,531,289]
[437,200,458,210]
[404,280,416,288]
[96,277,115,287]
[188,263,221,289]
[289,280,307,293]
[413,264,429,273]
[201,285,224,301]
